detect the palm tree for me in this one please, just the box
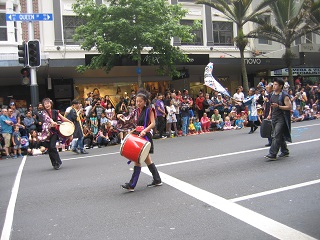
[309,0,320,34]
[247,0,320,87]
[196,0,276,94]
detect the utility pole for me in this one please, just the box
[27,0,39,107]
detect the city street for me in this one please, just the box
[1,120,320,240]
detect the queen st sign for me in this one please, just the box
[6,13,53,22]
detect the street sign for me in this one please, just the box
[6,13,53,22]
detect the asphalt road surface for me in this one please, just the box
[1,119,320,240]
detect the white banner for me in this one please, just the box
[203,62,230,97]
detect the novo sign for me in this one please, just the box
[271,67,320,76]
[245,58,261,65]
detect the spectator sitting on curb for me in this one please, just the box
[211,109,224,131]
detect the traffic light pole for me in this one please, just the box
[27,0,39,107]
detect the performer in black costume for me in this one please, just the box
[121,89,162,192]
[265,78,292,160]
[41,98,73,170]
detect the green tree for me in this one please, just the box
[72,0,197,88]
[247,0,320,87]
[196,0,275,94]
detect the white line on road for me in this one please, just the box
[155,138,320,168]
[142,169,316,240]
[292,123,320,129]
[229,179,320,202]
[1,156,27,240]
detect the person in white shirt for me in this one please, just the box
[233,87,244,114]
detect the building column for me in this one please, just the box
[205,5,214,46]
[53,0,63,45]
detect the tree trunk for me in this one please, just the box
[137,58,143,88]
[240,49,249,96]
[286,47,294,87]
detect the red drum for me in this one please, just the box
[120,134,151,163]
[57,122,75,138]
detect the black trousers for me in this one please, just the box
[47,133,62,167]
[270,116,289,156]
[157,116,166,137]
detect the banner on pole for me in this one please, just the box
[203,62,230,97]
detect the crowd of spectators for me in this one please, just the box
[1,76,320,160]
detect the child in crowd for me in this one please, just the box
[188,118,196,135]
[302,105,315,120]
[12,125,23,158]
[240,111,248,127]
[193,118,202,134]
[200,112,210,132]
[90,112,99,136]
[291,109,304,122]
[257,104,264,123]
[100,112,109,125]
[235,115,245,129]
[166,99,178,137]
[223,116,234,130]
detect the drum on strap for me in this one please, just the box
[120,134,151,163]
[58,122,75,138]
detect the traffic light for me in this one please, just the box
[18,42,28,66]
[21,68,30,85]
[28,40,41,67]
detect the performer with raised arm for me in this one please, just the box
[41,98,73,170]
[120,89,162,192]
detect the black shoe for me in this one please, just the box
[278,152,289,158]
[253,126,258,132]
[265,143,271,147]
[80,150,88,154]
[264,154,277,160]
[98,145,102,148]
[147,181,163,187]
[248,131,253,134]
[121,183,134,192]
[54,164,61,170]
[72,149,80,154]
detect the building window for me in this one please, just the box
[212,21,233,46]
[63,16,86,45]
[0,9,7,41]
[180,20,203,46]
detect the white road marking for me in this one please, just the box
[1,156,27,240]
[292,123,320,129]
[229,179,320,202]
[155,138,320,168]
[142,169,316,240]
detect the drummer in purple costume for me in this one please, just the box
[42,98,72,170]
[121,89,162,192]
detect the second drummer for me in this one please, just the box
[41,98,72,170]
[120,89,162,192]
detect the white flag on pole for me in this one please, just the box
[203,62,230,97]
